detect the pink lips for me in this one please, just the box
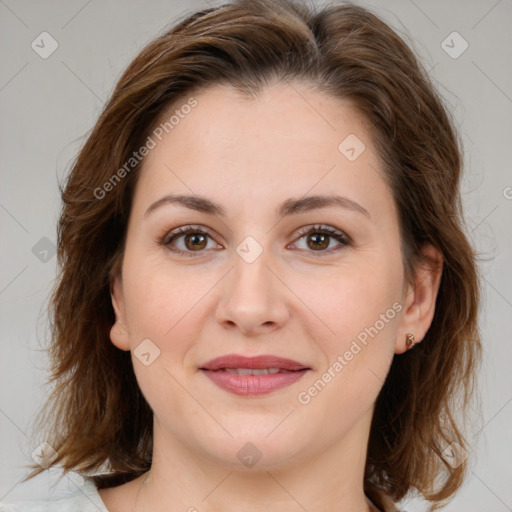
[200,354,310,396]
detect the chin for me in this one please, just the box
[188,419,312,471]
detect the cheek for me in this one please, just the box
[290,252,402,406]
[122,252,210,339]
[121,257,210,423]
[294,267,400,437]
[288,255,403,341]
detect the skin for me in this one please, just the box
[100,82,442,512]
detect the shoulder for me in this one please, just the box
[0,479,109,512]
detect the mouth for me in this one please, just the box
[199,354,310,396]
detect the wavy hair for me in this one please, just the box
[24,1,482,509]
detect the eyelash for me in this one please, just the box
[161,224,351,258]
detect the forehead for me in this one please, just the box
[133,82,392,219]
[147,82,369,162]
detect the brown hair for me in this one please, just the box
[24,0,482,509]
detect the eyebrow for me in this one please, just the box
[144,193,370,219]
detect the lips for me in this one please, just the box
[200,354,310,396]
[201,354,309,372]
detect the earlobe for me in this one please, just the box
[109,274,131,351]
[395,244,443,354]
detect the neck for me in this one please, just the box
[129,409,375,512]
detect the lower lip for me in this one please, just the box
[201,369,308,396]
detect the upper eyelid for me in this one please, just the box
[294,224,347,238]
[162,225,214,244]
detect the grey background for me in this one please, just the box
[1,0,511,510]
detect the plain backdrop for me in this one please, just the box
[1,0,511,510]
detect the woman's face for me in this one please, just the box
[110,82,432,471]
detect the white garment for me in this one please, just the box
[0,479,108,512]
[0,478,403,512]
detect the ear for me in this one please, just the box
[109,273,131,351]
[395,244,443,354]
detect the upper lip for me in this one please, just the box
[200,354,309,371]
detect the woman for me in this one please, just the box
[0,0,481,511]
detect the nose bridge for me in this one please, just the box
[233,245,270,292]
[229,239,275,307]
[215,236,289,334]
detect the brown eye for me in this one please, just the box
[291,225,350,255]
[163,226,221,256]
[183,232,208,251]
[306,232,330,250]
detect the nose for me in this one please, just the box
[215,248,290,337]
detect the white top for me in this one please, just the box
[0,479,109,512]
[0,478,402,512]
